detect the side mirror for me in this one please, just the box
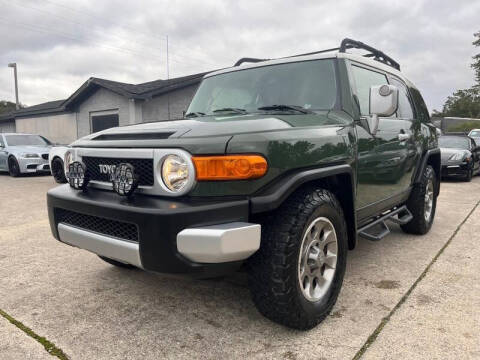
[368,85,399,135]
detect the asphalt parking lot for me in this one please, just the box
[1,174,479,360]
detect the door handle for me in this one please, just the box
[398,133,411,141]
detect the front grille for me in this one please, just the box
[55,208,139,242]
[42,154,49,160]
[82,156,154,186]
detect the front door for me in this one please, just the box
[350,64,419,216]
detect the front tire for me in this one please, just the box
[247,187,348,330]
[51,157,67,183]
[464,168,473,182]
[8,157,20,177]
[401,165,437,235]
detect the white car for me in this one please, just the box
[468,129,480,144]
[49,145,70,183]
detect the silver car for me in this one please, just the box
[0,133,52,177]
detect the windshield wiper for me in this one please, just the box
[184,112,206,118]
[257,105,314,114]
[212,108,247,114]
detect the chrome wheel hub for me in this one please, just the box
[424,179,434,222]
[298,217,338,302]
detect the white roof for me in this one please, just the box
[206,51,412,86]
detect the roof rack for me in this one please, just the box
[339,38,400,71]
[233,38,400,71]
[234,57,270,66]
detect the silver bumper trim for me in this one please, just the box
[177,222,261,263]
[57,223,142,267]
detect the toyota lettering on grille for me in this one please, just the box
[98,164,116,175]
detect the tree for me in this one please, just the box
[0,100,18,114]
[433,31,480,117]
[434,87,480,118]
[473,31,480,84]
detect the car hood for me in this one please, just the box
[440,147,470,163]
[7,145,52,155]
[71,111,351,153]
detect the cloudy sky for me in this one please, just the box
[0,0,479,112]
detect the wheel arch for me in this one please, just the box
[414,149,441,196]
[250,165,357,250]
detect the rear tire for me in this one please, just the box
[8,157,20,177]
[401,165,437,235]
[51,157,67,183]
[247,187,348,330]
[98,256,136,269]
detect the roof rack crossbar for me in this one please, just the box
[339,38,400,71]
[286,47,340,59]
[234,57,270,66]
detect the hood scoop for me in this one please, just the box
[92,132,175,141]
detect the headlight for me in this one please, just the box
[64,151,73,173]
[161,154,190,192]
[21,153,39,158]
[449,152,465,161]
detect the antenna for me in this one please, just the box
[166,35,171,120]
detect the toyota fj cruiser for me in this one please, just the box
[47,39,440,330]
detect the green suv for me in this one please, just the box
[47,39,440,330]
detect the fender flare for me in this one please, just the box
[413,148,441,195]
[250,164,357,249]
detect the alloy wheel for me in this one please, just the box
[424,179,434,222]
[298,217,338,302]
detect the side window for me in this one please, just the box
[351,65,389,116]
[409,87,430,122]
[390,78,414,119]
[0,136,4,147]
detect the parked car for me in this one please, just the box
[439,134,480,181]
[49,146,70,183]
[468,128,480,144]
[0,133,52,177]
[47,38,440,330]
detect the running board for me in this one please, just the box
[358,206,412,241]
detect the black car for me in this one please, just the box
[439,135,480,181]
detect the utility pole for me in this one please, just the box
[8,63,20,110]
[166,35,171,120]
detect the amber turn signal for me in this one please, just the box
[192,155,268,180]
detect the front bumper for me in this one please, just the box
[17,157,49,173]
[441,162,471,177]
[47,185,260,277]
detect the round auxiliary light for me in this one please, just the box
[111,163,139,196]
[68,161,89,190]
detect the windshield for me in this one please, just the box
[187,59,337,116]
[5,135,50,146]
[438,136,469,149]
[469,130,480,137]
